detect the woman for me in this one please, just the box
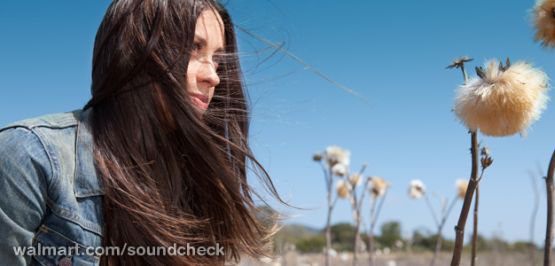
[0,0,281,265]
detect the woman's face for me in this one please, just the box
[187,9,225,113]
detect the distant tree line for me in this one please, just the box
[273,220,537,255]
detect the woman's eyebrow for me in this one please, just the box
[194,35,224,52]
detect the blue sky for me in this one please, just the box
[1,1,554,245]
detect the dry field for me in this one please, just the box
[239,251,542,266]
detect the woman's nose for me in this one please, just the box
[198,61,220,88]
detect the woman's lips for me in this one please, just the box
[189,93,209,110]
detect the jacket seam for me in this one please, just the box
[30,127,64,193]
[37,224,88,249]
[34,224,101,260]
[30,127,59,191]
[1,124,77,131]
[45,199,103,236]
[1,126,57,189]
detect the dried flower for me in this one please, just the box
[480,147,493,169]
[369,176,389,198]
[454,59,549,136]
[332,163,348,177]
[408,179,426,199]
[349,173,362,187]
[324,146,351,167]
[533,0,555,47]
[456,179,469,199]
[313,153,322,162]
[446,56,473,69]
[336,180,352,199]
[481,146,490,157]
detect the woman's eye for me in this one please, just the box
[213,54,223,69]
[192,42,202,53]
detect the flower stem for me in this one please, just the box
[471,167,486,266]
[352,188,360,266]
[325,202,332,266]
[430,196,459,266]
[367,191,388,266]
[323,164,333,266]
[471,185,479,266]
[544,150,555,266]
[450,131,479,266]
[427,195,443,266]
[368,197,377,266]
[351,165,367,266]
[425,194,441,266]
[530,170,540,266]
[425,194,440,228]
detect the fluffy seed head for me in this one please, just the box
[408,179,426,199]
[534,0,555,47]
[456,179,469,199]
[349,174,362,187]
[454,59,549,136]
[324,146,351,167]
[332,163,348,177]
[336,180,352,199]
[369,176,389,198]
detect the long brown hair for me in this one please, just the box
[85,0,281,264]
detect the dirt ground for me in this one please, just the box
[237,251,542,266]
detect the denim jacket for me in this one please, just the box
[0,109,104,265]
